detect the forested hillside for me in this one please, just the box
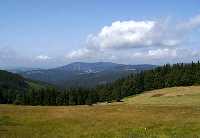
[1,62,200,106]
[0,70,53,104]
[0,70,28,91]
[18,62,155,88]
[96,62,200,102]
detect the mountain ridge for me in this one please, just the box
[15,62,156,88]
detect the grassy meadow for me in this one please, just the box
[1,86,200,138]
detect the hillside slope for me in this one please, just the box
[123,86,200,106]
[0,70,29,92]
[0,70,53,104]
[1,86,200,138]
[0,70,50,91]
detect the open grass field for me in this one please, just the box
[1,86,200,138]
[123,86,200,106]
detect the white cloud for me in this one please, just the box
[147,48,177,59]
[115,48,200,64]
[86,20,180,50]
[65,48,116,62]
[125,48,177,60]
[36,55,51,60]
[65,14,200,64]
[66,20,181,61]
[65,48,93,59]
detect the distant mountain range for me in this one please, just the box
[13,62,156,88]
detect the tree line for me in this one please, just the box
[1,61,200,105]
[0,87,97,105]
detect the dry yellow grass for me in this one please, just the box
[124,86,200,106]
[1,86,200,138]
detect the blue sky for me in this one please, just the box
[0,0,200,68]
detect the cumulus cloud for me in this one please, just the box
[65,48,93,59]
[36,55,51,60]
[106,48,200,64]
[86,20,180,50]
[103,48,176,62]
[147,48,177,59]
[65,48,116,62]
[65,14,200,64]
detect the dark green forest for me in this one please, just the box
[1,61,200,105]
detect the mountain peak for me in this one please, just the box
[17,62,156,88]
[57,62,121,72]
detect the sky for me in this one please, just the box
[0,0,200,68]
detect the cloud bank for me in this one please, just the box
[66,14,200,64]
[87,20,179,50]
